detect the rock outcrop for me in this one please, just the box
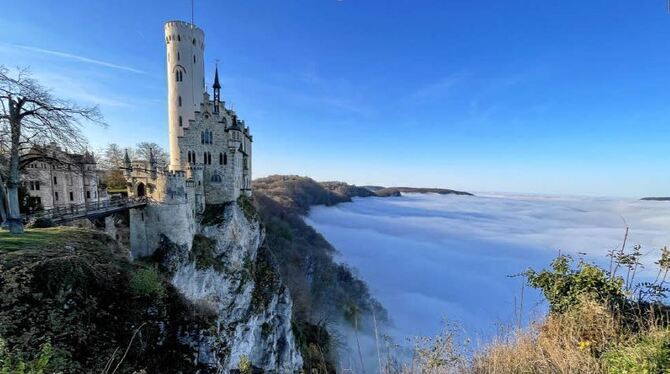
[154,201,303,372]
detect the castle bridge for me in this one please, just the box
[22,197,149,225]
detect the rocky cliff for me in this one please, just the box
[156,201,303,372]
[0,199,304,373]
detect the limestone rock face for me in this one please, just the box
[169,203,303,372]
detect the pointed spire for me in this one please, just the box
[213,64,221,89]
[124,149,131,165]
[149,147,156,164]
[123,148,132,178]
[149,147,157,179]
[213,61,221,115]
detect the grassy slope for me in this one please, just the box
[0,227,87,252]
[0,227,214,373]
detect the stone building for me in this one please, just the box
[124,20,253,256]
[22,145,108,212]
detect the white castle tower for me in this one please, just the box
[165,21,206,170]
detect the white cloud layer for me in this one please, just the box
[306,193,670,343]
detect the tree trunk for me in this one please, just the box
[0,181,8,224]
[6,99,24,234]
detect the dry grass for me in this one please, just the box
[395,299,670,374]
[470,300,611,374]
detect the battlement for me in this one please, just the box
[166,170,187,178]
[164,20,204,34]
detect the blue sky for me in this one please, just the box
[1,0,669,197]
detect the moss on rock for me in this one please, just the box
[190,234,223,272]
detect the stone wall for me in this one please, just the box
[129,201,196,259]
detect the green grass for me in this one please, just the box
[129,266,166,299]
[0,227,100,252]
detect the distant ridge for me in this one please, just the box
[641,197,670,201]
[374,186,474,197]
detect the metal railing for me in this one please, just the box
[22,196,149,223]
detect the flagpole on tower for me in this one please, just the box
[191,0,194,25]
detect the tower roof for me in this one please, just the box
[213,66,221,90]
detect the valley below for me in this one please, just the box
[306,192,670,344]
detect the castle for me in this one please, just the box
[21,144,108,212]
[124,21,252,256]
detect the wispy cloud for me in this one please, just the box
[33,71,136,108]
[409,73,468,101]
[2,43,146,74]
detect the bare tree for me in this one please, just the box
[0,66,105,234]
[97,143,131,190]
[98,143,126,170]
[135,142,168,167]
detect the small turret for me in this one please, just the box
[213,64,221,114]
[123,148,132,178]
[149,147,158,180]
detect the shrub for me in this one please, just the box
[0,337,54,374]
[26,218,53,229]
[524,255,627,314]
[237,195,258,221]
[190,234,223,272]
[238,355,252,374]
[603,330,670,374]
[129,267,165,299]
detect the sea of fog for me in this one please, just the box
[306,193,670,344]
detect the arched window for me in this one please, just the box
[193,38,196,45]
[208,152,212,164]
[179,116,182,127]
[201,131,204,144]
[223,153,228,165]
[211,174,222,183]
[193,55,196,63]
[177,35,181,41]
[178,96,182,106]
[219,152,223,165]
[177,52,180,60]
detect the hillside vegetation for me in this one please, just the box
[0,227,214,373]
[375,186,473,197]
[253,175,389,371]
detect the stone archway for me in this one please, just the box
[136,182,146,197]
